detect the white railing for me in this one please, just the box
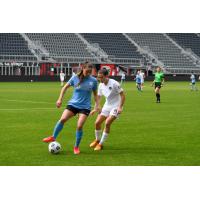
[164,66,200,74]
[0,55,37,62]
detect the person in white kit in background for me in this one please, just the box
[139,70,145,91]
[90,68,126,151]
[120,72,126,86]
[190,73,198,91]
[60,70,65,86]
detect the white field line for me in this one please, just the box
[0,108,57,111]
[0,99,54,105]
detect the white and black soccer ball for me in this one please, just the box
[48,141,61,154]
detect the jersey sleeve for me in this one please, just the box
[67,75,75,86]
[92,79,98,91]
[114,81,123,93]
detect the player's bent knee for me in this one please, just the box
[105,121,111,128]
[95,120,101,127]
[60,118,67,124]
[77,125,83,130]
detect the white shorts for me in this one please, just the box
[100,106,119,118]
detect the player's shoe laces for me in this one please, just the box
[94,144,103,151]
[89,140,99,148]
[43,136,55,143]
[74,147,80,155]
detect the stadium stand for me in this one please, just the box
[127,33,197,68]
[0,33,35,60]
[1,33,200,76]
[81,33,143,60]
[168,33,200,58]
[26,33,95,59]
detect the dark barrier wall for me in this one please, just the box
[0,75,193,82]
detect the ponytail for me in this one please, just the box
[76,61,93,86]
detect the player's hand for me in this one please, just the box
[89,107,101,116]
[56,99,62,108]
[89,109,96,116]
[117,107,123,114]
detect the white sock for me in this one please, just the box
[95,130,101,141]
[99,132,108,145]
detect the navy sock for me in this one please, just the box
[75,130,83,147]
[53,121,64,139]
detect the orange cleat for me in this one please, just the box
[74,147,80,155]
[42,136,55,143]
[89,140,99,148]
[94,144,103,151]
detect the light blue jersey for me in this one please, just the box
[136,74,141,84]
[67,75,97,110]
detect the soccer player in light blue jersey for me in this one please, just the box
[135,71,142,91]
[43,62,99,155]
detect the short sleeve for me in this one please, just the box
[67,75,76,86]
[93,79,98,91]
[114,81,123,93]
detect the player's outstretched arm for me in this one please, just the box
[151,80,155,87]
[56,83,71,108]
[117,91,125,114]
[90,91,101,116]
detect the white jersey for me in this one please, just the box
[60,73,65,81]
[121,73,125,80]
[139,72,145,82]
[98,79,123,109]
[190,74,196,83]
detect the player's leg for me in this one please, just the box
[95,107,118,151]
[90,114,107,148]
[139,83,142,91]
[94,115,117,151]
[155,86,161,103]
[141,82,144,91]
[136,83,139,91]
[191,83,194,91]
[190,82,193,91]
[194,83,198,91]
[43,109,75,142]
[74,113,88,154]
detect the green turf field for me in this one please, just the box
[0,81,199,166]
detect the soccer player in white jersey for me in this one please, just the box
[190,73,198,91]
[60,71,65,86]
[139,70,145,90]
[89,68,125,151]
[120,72,126,85]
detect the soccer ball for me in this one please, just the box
[48,141,61,154]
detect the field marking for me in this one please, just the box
[0,99,54,105]
[0,108,57,111]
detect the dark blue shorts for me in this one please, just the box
[66,105,90,116]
